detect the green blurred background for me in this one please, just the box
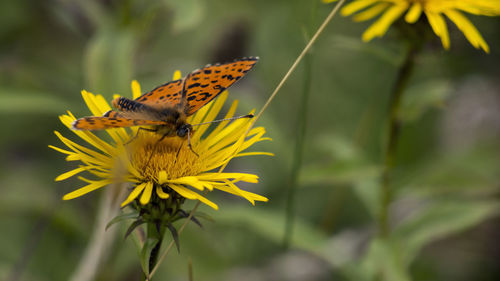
[1,0,500,280]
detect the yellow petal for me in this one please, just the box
[169,176,205,191]
[81,91,107,116]
[55,167,88,181]
[66,154,81,161]
[169,184,219,210]
[426,11,450,50]
[405,2,422,23]
[49,145,73,155]
[140,182,154,205]
[121,182,147,207]
[353,2,390,22]
[362,4,408,41]
[54,131,110,166]
[444,9,490,53]
[196,96,237,148]
[63,179,113,200]
[158,171,168,184]
[173,70,182,80]
[342,0,380,16]
[156,186,170,199]
[196,172,259,182]
[223,180,255,205]
[235,152,275,158]
[131,80,142,99]
[215,183,268,202]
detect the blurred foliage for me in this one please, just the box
[1,0,500,281]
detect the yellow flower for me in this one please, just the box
[50,73,271,210]
[324,0,500,52]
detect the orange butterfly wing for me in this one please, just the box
[72,114,165,130]
[131,79,184,110]
[183,57,259,115]
[110,57,258,116]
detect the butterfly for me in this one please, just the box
[72,57,259,148]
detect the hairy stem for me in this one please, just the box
[379,43,421,237]
[69,183,125,281]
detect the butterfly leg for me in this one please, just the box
[186,127,199,157]
[144,132,169,168]
[125,127,158,145]
[173,142,184,166]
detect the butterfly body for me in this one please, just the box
[72,57,259,141]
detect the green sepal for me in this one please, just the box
[193,211,215,223]
[105,211,139,231]
[125,219,145,239]
[140,237,160,276]
[167,223,180,253]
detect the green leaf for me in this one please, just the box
[84,26,137,97]
[140,237,160,276]
[164,0,206,33]
[193,211,215,223]
[393,200,500,265]
[216,205,328,251]
[352,179,381,219]
[125,219,145,239]
[301,135,380,185]
[0,89,68,114]
[167,223,181,253]
[328,35,403,66]
[399,79,451,122]
[343,238,411,281]
[105,211,139,231]
[404,144,500,195]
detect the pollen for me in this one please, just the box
[131,133,203,182]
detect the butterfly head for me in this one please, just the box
[176,123,193,138]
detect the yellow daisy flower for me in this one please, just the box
[324,0,500,52]
[50,73,271,210]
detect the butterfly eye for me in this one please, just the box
[176,124,192,138]
[176,126,188,138]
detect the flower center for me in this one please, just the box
[131,132,203,182]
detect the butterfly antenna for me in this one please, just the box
[191,114,254,127]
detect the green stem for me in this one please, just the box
[283,0,320,249]
[146,223,165,280]
[283,46,314,249]
[379,43,421,237]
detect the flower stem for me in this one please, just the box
[379,42,421,237]
[283,48,314,249]
[69,184,125,281]
[147,201,201,280]
[282,0,319,247]
[145,222,165,281]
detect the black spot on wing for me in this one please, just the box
[187,83,200,89]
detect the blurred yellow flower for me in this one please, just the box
[50,75,271,210]
[324,0,500,52]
